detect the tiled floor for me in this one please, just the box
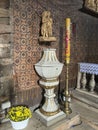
[0,99,98,130]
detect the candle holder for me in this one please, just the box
[64,63,72,115]
[63,18,72,115]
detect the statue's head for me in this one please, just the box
[42,11,48,17]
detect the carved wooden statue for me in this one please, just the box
[41,11,53,37]
[95,0,98,12]
[85,0,98,12]
[85,0,95,7]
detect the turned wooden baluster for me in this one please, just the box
[77,71,82,89]
[81,73,87,90]
[89,74,95,93]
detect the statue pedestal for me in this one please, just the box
[39,36,56,42]
[35,109,66,126]
[39,79,60,116]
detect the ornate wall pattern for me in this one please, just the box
[13,0,39,91]
[13,0,98,106]
[13,0,63,92]
[13,0,61,105]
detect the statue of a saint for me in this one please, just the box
[85,0,97,12]
[95,0,98,12]
[85,0,91,7]
[47,11,53,36]
[41,11,53,37]
[39,11,56,42]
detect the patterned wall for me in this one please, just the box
[13,0,61,105]
[13,0,39,91]
[12,0,98,106]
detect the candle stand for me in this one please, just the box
[64,18,72,115]
[64,63,72,115]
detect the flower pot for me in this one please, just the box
[10,118,29,130]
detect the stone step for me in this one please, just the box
[72,89,98,109]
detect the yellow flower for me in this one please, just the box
[7,106,32,122]
[16,111,21,117]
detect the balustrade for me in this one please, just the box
[77,63,98,94]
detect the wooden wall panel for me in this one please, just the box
[0,0,13,105]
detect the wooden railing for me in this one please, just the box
[76,63,98,94]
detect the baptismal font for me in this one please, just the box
[34,11,66,126]
[35,48,63,116]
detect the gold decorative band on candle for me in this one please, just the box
[40,108,60,116]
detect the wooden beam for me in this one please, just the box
[0,75,12,82]
[0,34,10,42]
[0,8,9,17]
[0,58,13,65]
[0,0,10,9]
[0,24,11,33]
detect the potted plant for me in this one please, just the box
[7,105,32,130]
